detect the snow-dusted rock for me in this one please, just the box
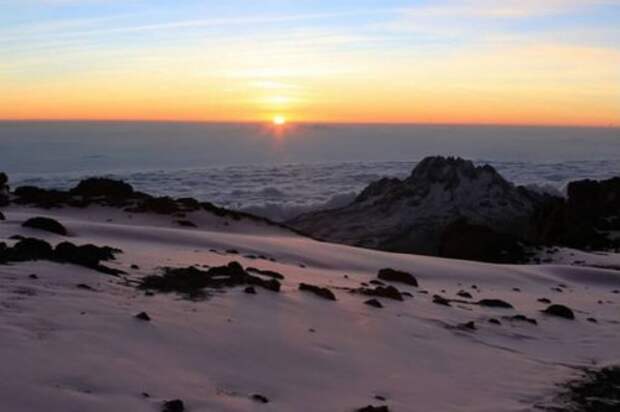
[289,156,548,257]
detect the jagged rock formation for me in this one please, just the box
[0,172,9,207]
[535,177,620,250]
[289,157,556,260]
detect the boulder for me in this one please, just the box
[478,299,513,309]
[22,217,68,236]
[299,283,336,301]
[542,304,575,320]
[377,268,418,286]
[162,399,185,412]
[70,178,134,198]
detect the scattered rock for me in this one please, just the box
[478,299,513,309]
[542,304,575,320]
[139,262,281,299]
[456,290,473,299]
[54,242,124,275]
[459,321,476,330]
[377,268,418,286]
[246,267,285,280]
[162,399,185,412]
[71,177,134,199]
[226,249,239,254]
[356,406,390,412]
[355,285,403,301]
[176,220,197,228]
[364,299,383,308]
[299,283,336,301]
[433,295,451,306]
[251,394,269,403]
[244,286,257,294]
[135,312,151,321]
[76,283,95,291]
[488,318,501,325]
[506,314,537,325]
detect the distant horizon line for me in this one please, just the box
[0,119,617,129]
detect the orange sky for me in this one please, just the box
[2,1,619,126]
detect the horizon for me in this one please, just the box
[2,1,620,127]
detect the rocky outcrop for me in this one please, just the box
[533,177,620,250]
[0,172,9,207]
[289,157,548,258]
[289,157,620,260]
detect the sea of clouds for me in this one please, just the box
[8,159,620,221]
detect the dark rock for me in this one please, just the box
[356,406,390,412]
[244,286,256,294]
[132,196,180,215]
[176,220,197,228]
[22,217,68,235]
[459,321,476,330]
[478,299,513,309]
[76,283,95,291]
[0,211,4,220]
[439,220,528,263]
[0,237,122,274]
[356,285,403,301]
[162,399,185,412]
[488,318,501,325]
[71,178,134,199]
[507,314,537,325]
[135,312,151,321]
[8,238,54,261]
[542,304,575,320]
[369,279,385,286]
[377,268,418,286]
[544,366,620,412]
[587,317,598,323]
[0,172,8,206]
[374,395,387,401]
[139,261,280,299]
[54,242,123,275]
[13,186,72,208]
[538,298,552,304]
[364,299,383,308]
[299,283,336,301]
[131,264,140,269]
[251,394,269,403]
[246,267,285,280]
[432,294,451,306]
[28,274,38,279]
[456,290,473,299]
[226,249,239,254]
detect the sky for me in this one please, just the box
[1,0,619,126]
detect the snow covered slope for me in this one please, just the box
[1,204,619,412]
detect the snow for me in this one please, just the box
[1,204,619,411]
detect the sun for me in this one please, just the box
[272,115,286,126]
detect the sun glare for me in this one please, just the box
[273,115,286,126]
